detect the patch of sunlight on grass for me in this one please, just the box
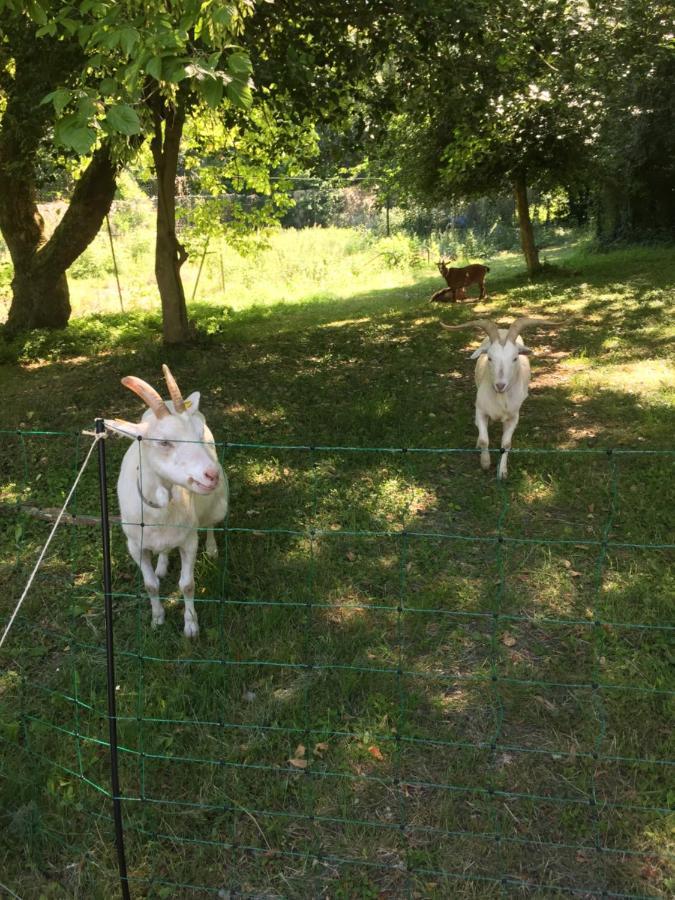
[0,669,20,696]
[438,684,475,713]
[321,316,372,329]
[518,473,557,505]
[245,461,284,487]
[0,481,22,503]
[559,355,590,370]
[522,561,587,618]
[325,589,369,624]
[573,359,675,397]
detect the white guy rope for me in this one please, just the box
[0,879,24,899]
[0,432,105,652]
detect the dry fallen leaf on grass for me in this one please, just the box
[288,744,307,768]
[368,745,385,761]
[501,632,517,647]
[314,742,329,756]
[535,695,557,712]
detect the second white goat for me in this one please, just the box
[442,317,550,479]
[106,365,228,637]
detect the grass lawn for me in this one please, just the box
[0,236,673,898]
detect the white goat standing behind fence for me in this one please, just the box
[105,365,228,637]
[442,317,551,479]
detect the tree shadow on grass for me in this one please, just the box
[1,253,673,896]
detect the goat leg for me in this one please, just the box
[129,542,164,626]
[476,408,491,470]
[179,536,199,638]
[498,414,519,480]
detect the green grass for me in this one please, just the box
[0,235,674,898]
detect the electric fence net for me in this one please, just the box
[0,428,673,898]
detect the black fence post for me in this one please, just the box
[96,418,131,900]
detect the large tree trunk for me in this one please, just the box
[0,148,71,330]
[0,26,118,333]
[1,145,119,332]
[513,174,541,276]
[150,100,191,345]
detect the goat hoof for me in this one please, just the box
[151,613,165,627]
[480,452,491,470]
[206,541,218,558]
[184,619,199,638]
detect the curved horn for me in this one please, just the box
[440,318,500,343]
[121,375,170,419]
[162,364,185,413]
[505,317,552,343]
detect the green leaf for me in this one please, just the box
[213,4,235,27]
[26,0,47,26]
[226,79,253,108]
[119,26,139,56]
[227,51,252,76]
[60,17,79,36]
[164,62,188,83]
[77,96,96,119]
[99,77,117,97]
[200,78,223,109]
[101,28,121,49]
[55,115,96,156]
[36,22,57,37]
[146,56,163,80]
[52,88,72,115]
[106,104,141,135]
[78,23,93,46]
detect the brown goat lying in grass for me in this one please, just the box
[432,257,490,303]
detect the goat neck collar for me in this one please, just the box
[137,478,163,509]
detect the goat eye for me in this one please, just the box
[160,440,173,448]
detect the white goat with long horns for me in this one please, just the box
[442,317,551,479]
[106,366,228,637]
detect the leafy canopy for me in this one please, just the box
[0,0,255,156]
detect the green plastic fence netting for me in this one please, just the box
[0,428,673,898]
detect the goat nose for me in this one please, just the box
[495,382,506,392]
[203,467,219,484]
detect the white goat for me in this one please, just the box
[105,366,228,637]
[442,317,550,479]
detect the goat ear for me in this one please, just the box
[104,418,149,439]
[518,346,533,356]
[470,337,491,360]
[183,391,201,414]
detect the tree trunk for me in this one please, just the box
[0,23,118,333]
[513,174,541,276]
[1,145,119,332]
[8,268,71,331]
[150,99,191,345]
